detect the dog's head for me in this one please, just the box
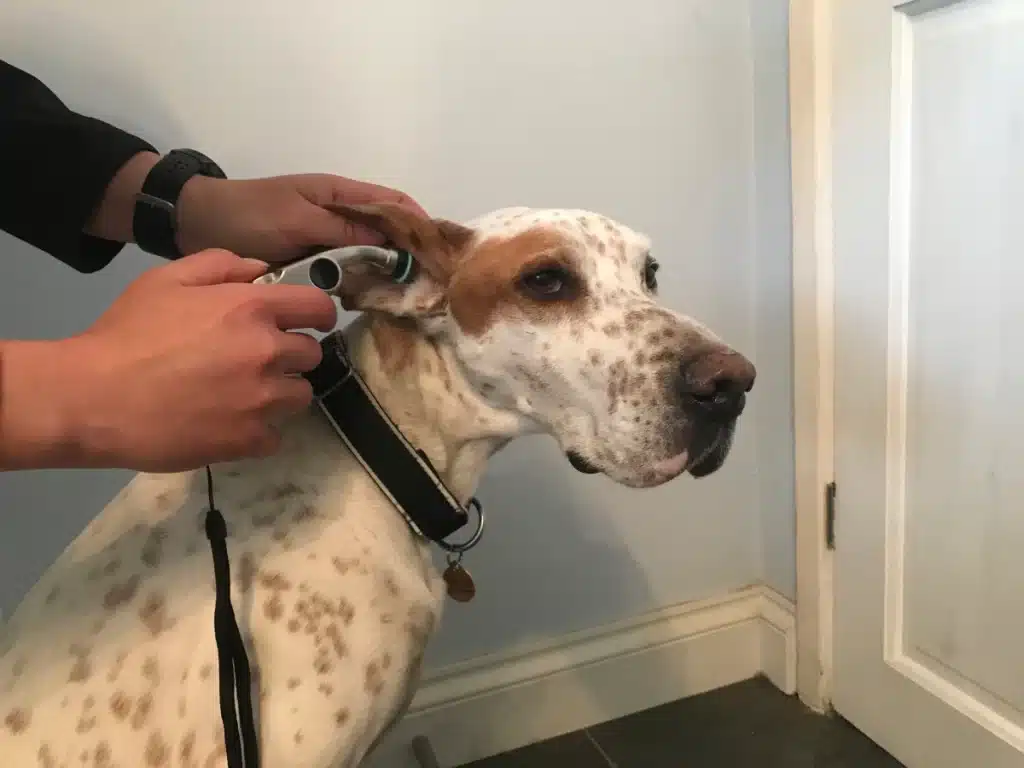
[331,202,755,488]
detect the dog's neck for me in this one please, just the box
[337,313,526,504]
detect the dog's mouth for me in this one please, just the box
[567,451,602,475]
[565,424,735,482]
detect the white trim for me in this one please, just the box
[364,586,796,768]
[789,0,836,715]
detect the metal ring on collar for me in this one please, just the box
[437,498,485,554]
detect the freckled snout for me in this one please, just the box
[678,349,756,422]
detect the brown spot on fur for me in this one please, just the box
[325,623,348,658]
[38,744,56,768]
[142,656,160,685]
[141,526,166,567]
[44,586,59,604]
[335,707,351,725]
[75,713,96,733]
[338,597,356,626]
[239,553,255,593]
[287,677,300,690]
[294,730,304,744]
[287,618,300,633]
[180,730,197,763]
[107,652,128,683]
[269,482,302,500]
[332,556,357,575]
[95,741,113,767]
[264,593,284,621]
[69,653,91,683]
[318,682,333,697]
[314,650,333,675]
[4,706,29,733]
[607,360,629,411]
[365,660,385,695]
[104,575,140,609]
[145,730,170,766]
[110,691,132,720]
[139,592,171,636]
[258,570,292,591]
[448,228,586,336]
[382,572,401,597]
[131,692,153,730]
[292,503,317,523]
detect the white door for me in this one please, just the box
[832,0,1024,766]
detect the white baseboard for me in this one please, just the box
[365,585,796,768]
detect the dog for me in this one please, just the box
[0,202,755,767]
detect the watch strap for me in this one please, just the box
[133,149,226,260]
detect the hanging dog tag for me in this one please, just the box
[443,556,476,603]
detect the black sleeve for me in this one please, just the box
[0,59,159,273]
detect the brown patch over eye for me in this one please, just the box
[448,228,587,336]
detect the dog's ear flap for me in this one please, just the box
[323,202,475,318]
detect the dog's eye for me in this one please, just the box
[519,266,575,300]
[643,257,660,292]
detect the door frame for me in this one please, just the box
[789,0,837,714]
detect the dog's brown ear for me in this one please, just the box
[323,202,476,317]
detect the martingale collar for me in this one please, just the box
[303,331,485,553]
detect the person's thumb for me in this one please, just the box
[163,249,269,286]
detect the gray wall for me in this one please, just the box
[0,0,794,668]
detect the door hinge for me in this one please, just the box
[825,481,837,550]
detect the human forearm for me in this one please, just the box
[0,59,158,272]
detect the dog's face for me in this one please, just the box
[332,203,755,488]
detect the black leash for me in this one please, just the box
[202,331,485,768]
[204,465,260,768]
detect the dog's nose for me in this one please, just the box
[678,350,756,420]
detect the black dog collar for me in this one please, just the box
[304,331,485,551]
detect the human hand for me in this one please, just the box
[175,173,429,263]
[41,250,336,471]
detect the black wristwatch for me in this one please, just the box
[132,148,227,259]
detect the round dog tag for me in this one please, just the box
[443,561,476,603]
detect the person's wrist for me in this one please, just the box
[0,338,105,470]
[175,175,231,256]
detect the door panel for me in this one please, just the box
[833,0,1024,765]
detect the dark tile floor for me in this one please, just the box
[460,676,904,768]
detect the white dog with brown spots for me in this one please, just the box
[0,203,755,767]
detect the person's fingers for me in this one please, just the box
[300,174,430,219]
[253,284,339,332]
[297,205,389,249]
[263,377,316,420]
[268,330,324,374]
[165,249,269,286]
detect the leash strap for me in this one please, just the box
[204,466,260,768]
